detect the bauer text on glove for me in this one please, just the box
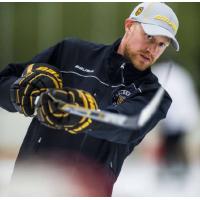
[10,63,63,116]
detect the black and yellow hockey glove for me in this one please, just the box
[10,63,63,116]
[36,88,98,134]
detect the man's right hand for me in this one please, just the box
[10,63,63,116]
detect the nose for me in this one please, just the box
[146,43,159,57]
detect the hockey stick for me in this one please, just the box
[35,63,172,130]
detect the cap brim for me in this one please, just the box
[141,23,179,52]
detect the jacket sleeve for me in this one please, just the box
[0,39,67,112]
[86,90,172,145]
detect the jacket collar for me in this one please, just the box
[107,38,151,86]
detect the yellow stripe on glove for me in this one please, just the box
[10,63,63,116]
[36,88,98,134]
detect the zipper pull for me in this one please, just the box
[37,137,42,143]
[120,63,126,84]
[120,62,125,69]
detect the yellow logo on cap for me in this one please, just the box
[135,7,144,16]
[154,15,177,32]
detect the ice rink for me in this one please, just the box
[1,155,200,196]
[0,107,200,196]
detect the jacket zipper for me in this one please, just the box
[120,63,126,84]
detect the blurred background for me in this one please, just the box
[0,2,200,196]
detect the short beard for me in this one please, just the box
[123,45,133,63]
[123,45,138,67]
[123,45,154,71]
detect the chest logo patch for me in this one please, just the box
[113,89,131,105]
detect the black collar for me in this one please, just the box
[107,38,151,86]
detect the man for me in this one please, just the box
[0,2,179,196]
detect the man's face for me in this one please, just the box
[121,20,170,71]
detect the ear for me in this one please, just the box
[124,18,135,32]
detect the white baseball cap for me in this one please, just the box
[129,2,179,51]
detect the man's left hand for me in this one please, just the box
[36,88,98,134]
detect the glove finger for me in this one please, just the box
[37,93,56,127]
[48,100,69,118]
[29,73,62,90]
[22,73,59,98]
[66,90,98,134]
[37,106,56,129]
[37,92,65,129]
[23,63,63,89]
[32,63,63,88]
[70,90,94,124]
[10,73,37,114]
[52,89,72,103]
[10,75,32,104]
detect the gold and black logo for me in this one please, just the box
[135,7,143,16]
[113,89,131,105]
[116,96,126,105]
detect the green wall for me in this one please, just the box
[0,3,200,95]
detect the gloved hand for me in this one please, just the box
[36,88,98,134]
[10,63,63,116]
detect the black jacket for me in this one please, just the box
[0,38,171,180]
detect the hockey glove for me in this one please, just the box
[36,88,98,134]
[10,63,63,116]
